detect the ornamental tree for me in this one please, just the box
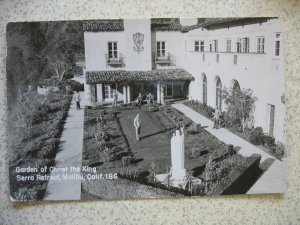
[222,87,257,132]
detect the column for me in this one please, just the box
[160,84,165,104]
[157,82,161,104]
[84,83,92,106]
[123,85,127,104]
[96,84,103,103]
[127,85,131,104]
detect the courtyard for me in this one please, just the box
[78,101,274,198]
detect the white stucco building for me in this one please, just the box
[82,18,285,143]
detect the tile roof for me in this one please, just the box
[85,69,194,84]
[83,20,124,32]
[83,18,274,33]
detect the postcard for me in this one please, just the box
[7,18,286,201]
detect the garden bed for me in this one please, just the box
[184,100,285,160]
[82,108,130,168]
[9,91,72,200]
[82,105,263,197]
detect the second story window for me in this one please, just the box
[275,33,281,56]
[226,39,231,52]
[257,37,265,53]
[195,41,200,51]
[157,41,166,57]
[200,41,204,52]
[242,37,249,53]
[108,42,118,59]
[195,41,205,52]
[236,38,242,53]
[210,40,218,52]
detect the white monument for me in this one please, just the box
[156,127,187,188]
[170,127,186,186]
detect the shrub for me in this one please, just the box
[187,123,202,134]
[58,79,84,92]
[275,142,285,158]
[248,127,264,145]
[205,106,214,118]
[263,135,275,146]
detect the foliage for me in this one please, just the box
[187,100,215,118]
[222,88,257,132]
[148,161,159,183]
[274,142,285,158]
[8,90,72,200]
[6,21,84,102]
[263,135,275,146]
[248,127,265,145]
[187,123,202,134]
[202,156,218,181]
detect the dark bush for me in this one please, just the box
[187,123,202,134]
[57,79,84,92]
[248,127,264,145]
[205,106,215,118]
[275,142,285,158]
[263,135,275,146]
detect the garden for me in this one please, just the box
[8,90,72,200]
[81,103,262,198]
[184,87,284,160]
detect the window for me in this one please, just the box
[236,38,249,53]
[232,80,241,104]
[157,41,166,57]
[108,42,118,59]
[267,104,275,136]
[195,41,204,52]
[164,82,173,97]
[236,38,241,53]
[203,53,205,62]
[195,41,200,52]
[226,39,231,52]
[257,37,265,53]
[216,77,222,110]
[275,33,281,56]
[210,40,218,52]
[242,37,249,53]
[216,54,219,63]
[200,41,204,52]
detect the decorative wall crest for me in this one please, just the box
[133,32,144,53]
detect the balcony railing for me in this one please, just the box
[154,52,171,64]
[106,53,124,66]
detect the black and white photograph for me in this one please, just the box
[7,18,286,201]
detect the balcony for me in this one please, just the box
[154,52,171,65]
[106,53,124,67]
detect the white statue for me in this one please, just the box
[170,127,186,184]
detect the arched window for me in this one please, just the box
[202,74,207,105]
[232,80,241,104]
[215,76,222,110]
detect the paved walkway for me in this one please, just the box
[172,103,286,194]
[44,92,85,200]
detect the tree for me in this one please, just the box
[41,21,84,81]
[186,169,195,194]
[148,161,159,183]
[222,87,257,132]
